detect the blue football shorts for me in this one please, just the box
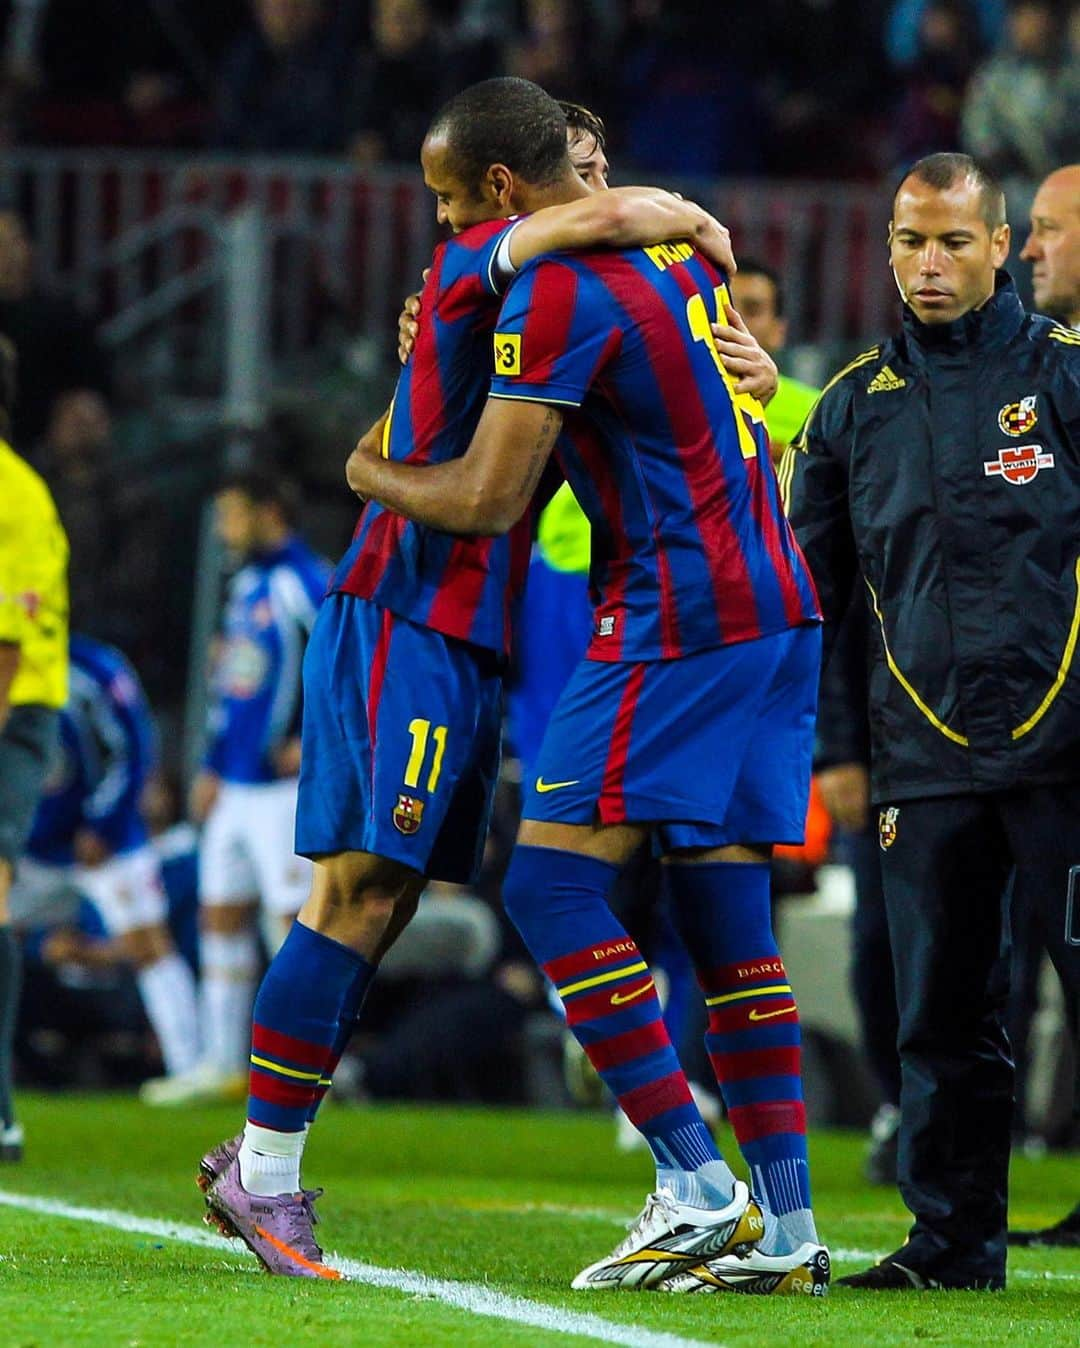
[295,594,503,883]
[522,623,821,852]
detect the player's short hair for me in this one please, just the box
[734,257,784,318]
[895,153,1007,232]
[560,101,606,152]
[0,333,16,434]
[217,468,300,526]
[428,77,570,191]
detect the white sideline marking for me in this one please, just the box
[0,1190,723,1348]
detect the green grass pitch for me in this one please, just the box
[0,1094,1075,1345]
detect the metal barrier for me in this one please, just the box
[0,151,897,374]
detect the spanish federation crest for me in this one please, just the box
[878,806,900,851]
[393,794,425,835]
[997,395,1037,437]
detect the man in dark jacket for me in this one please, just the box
[814,597,901,1186]
[783,151,1080,1290]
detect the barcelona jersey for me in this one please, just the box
[489,243,821,662]
[331,218,532,658]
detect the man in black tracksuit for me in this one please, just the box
[783,152,1080,1290]
[814,597,901,1184]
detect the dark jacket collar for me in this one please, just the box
[899,270,1026,358]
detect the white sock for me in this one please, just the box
[199,929,258,1075]
[657,1157,739,1209]
[778,1206,818,1249]
[756,1204,795,1256]
[135,953,200,1076]
[239,1121,307,1196]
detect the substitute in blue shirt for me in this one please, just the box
[143,472,329,1107]
[11,634,199,1084]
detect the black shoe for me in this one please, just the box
[864,1104,900,1186]
[1008,1203,1080,1249]
[836,1248,1004,1292]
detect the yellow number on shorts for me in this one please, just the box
[685,285,763,461]
[405,718,449,793]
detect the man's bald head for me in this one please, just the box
[1021,164,1080,326]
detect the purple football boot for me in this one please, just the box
[204,1155,341,1280]
[197,1134,242,1193]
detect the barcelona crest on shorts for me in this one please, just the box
[997,395,1037,437]
[393,794,425,835]
[878,806,899,851]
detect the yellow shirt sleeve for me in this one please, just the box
[0,499,31,646]
[0,443,69,707]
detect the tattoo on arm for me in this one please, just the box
[521,407,561,499]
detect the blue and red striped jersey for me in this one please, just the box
[331,218,533,657]
[488,243,821,661]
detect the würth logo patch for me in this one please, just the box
[983,444,1054,486]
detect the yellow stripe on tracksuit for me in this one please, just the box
[864,578,969,747]
[249,1054,324,1082]
[777,347,882,514]
[705,983,792,1008]
[866,558,1080,747]
[1011,555,1080,739]
[558,961,650,999]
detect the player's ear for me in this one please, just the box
[486,164,514,209]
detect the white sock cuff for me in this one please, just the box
[243,1122,307,1157]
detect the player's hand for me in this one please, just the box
[690,204,733,276]
[711,304,778,404]
[189,770,221,824]
[816,762,870,833]
[398,291,422,364]
[73,828,111,868]
[397,269,430,365]
[345,430,383,500]
[272,737,303,779]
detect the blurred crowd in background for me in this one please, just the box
[0,0,1076,1173]
[0,0,1076,179]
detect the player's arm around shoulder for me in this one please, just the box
[508,188,736,276]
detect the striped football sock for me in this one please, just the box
[244,922,369,1194]
[305,956,374,1124]
[667,860,817,1251]
[503,845,729,1192]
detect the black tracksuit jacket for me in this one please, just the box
[783,273,1080,804]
